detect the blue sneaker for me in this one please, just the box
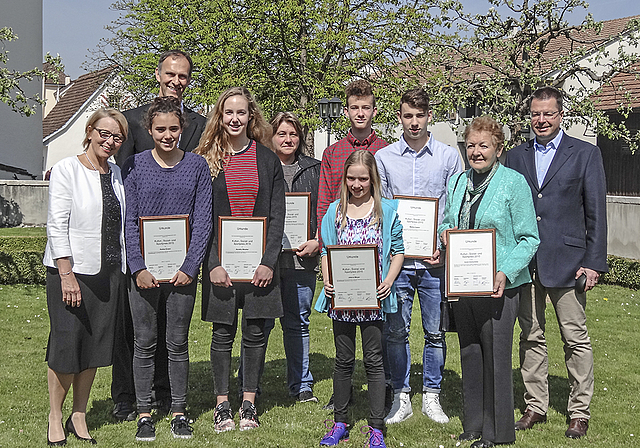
[320,420,349,445]
[361,426,386,448]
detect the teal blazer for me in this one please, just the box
[438,164,540,289]
[314,197,404,316]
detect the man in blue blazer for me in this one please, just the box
[111,50,206,421]
[505,86,608,439]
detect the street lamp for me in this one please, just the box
[318,96,343,147]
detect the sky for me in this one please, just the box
[44,0,640,80]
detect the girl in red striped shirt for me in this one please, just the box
[195,87,285,432]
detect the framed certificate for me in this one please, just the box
[139,215,190,282]
[283,192,311,251]
[394,195,439,259]
[218,217,267,281]
[446,229,496,297]
[327,244,380,310]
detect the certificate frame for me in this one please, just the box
[218,216,267,282]
[394,195,439,259]
[139,214,190,282]
[327,244,381,310]
[282,192,311,251]
[446,228,496,297]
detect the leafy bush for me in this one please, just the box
[601,255,640,290]
[0,237,46,284]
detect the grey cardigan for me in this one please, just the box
[201,142,286,324]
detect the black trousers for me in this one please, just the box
[333,319,385,431]
[111,276,170,405]
[453,289,519,445]
[210,313,266,396]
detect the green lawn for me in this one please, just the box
[0,282,638,447]
[0,227,46,237]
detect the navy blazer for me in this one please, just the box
[505,133,608,288]
[115,103,206,167]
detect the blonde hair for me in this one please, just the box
[338,150,383,229]
[194,87,271,178]
[83,108,128,149]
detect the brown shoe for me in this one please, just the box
[515,409,547,430]
[565,418,588,438]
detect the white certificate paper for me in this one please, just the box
[395,196,438,259]
[219,217,266,281]
[328,245,380,310]
[446,229,496,296]
[140,215,190,282]
[283,193,311,250]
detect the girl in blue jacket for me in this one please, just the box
[315,150,404,448]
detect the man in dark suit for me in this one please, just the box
[115,49,206,166]
[111,50,206,421]
[505,86,608,439]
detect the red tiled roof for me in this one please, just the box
[42,66,116,139]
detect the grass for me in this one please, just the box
[0,227,46,237]
[0,282,638,447]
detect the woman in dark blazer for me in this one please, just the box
[438,116,540,448]
[195,87,285,432]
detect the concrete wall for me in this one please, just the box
[607,196,640,260]
[0,0,44,180]
[0,180,48,227]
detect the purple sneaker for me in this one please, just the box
[320,420,349,446]
[361,426,386,448]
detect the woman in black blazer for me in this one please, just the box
[195,87,285,432]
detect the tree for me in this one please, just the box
[86,0,439,151]
[0,27,63,116]
[403,0,640,150]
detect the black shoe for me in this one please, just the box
[297,390,319,403]
[47,422,67,446]
[170,415,193,439]
[65,416,96,444]
[135,417,156,442]
[112,401,137,422]
[459,431,482,441]
[471,439,495,448]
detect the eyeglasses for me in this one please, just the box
[94,128,124,143]
[530,111,561,120]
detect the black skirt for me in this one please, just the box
[45,266,122,373]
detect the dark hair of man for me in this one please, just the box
[157,50,193,78]
[530,86,563,111]
[345,79,375,107]
[400,88,430,112]
[144,96,185,131]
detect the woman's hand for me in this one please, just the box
[252,265,274,288]
[439,226,458,248]
[491,271,507,298]
[135,269,159,289]
[377,280,392,300]
[210,266,232,288]
[60,273,82,307]
[296,239,320,257]
[424,248,442,266]
[323,282,335,298]
[170,270,193,287]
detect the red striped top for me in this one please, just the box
[224,140,259,217]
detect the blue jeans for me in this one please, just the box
[280,269,316,395]
[382,267,446,393]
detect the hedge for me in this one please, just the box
[0,236,638,289]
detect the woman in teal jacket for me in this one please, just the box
[438,116,539,448]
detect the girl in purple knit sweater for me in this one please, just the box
[122,97,212,441]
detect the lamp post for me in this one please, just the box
[318,96,343,147]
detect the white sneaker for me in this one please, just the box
[422,392,449,424]
[384,392,413,424]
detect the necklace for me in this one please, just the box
[84,152,102,172]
